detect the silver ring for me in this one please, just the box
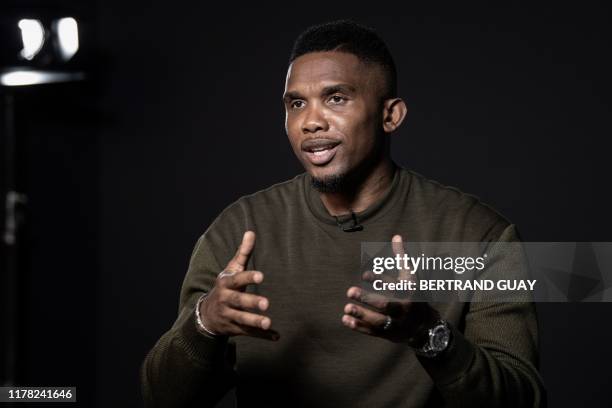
[382,315,393,331]
[218,270,236,279]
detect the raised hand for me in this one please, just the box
[342,235,438,344]
[198,231,279,341]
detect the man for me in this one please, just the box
[141,20,545,407]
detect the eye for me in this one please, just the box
[329,95,347,105]
[290,100,305,109]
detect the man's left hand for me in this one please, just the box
[342,234,440,345]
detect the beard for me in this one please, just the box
[310,172,347,193]
[308,137,389,194]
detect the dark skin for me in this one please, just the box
[200,51,439,348]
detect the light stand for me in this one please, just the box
[0,11,85,387]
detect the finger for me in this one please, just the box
[344,303,388,328]
[391,234,405,256]
[226,231,256,272]
[347,286,408,315]
[219,270,264,289]
[341,314,375,335]
[347,286,389,309]
[223,307,273,330]
[235,325,280,341]
[222,290,269,311]
[392,234,412,280]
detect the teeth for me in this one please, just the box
[311,146,332,153]
[313,150,327,156]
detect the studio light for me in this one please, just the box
[56,17,79,62]
[0,14,85,87]
[0,9,89,387]
[18,19,45,61]
[0,69,85,87]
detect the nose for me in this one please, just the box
[301,103,329,134]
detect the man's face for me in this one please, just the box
[283,51,386,188]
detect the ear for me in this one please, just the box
[381,98,408,133]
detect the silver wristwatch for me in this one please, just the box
[414,319,452,358]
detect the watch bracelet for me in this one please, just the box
[416,319,452,358]
[195,292,222,337]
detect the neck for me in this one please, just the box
[319,157,395,216]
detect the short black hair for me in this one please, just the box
[289,19,397,99]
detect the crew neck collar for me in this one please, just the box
[304,163,404,228]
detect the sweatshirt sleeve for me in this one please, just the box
[418,224,547,407]
[141,204,245,408]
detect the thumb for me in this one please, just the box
[227,231,256,272]
[392,234,411,280]
[391,234,405,257]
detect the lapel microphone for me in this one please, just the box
[336,211,363,232]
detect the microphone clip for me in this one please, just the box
[336,211,363,232]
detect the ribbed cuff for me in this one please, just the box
[417,324,476,386]
[175,305,229,366]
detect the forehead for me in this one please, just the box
[284,51,378,92]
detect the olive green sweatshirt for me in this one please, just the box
[141,165,546,407]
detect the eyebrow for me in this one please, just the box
[282,83,357,103]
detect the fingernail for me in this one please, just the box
[343,316,355,328]
[254,272,263,283]
[258,299,268,311]
[261,318,270,330]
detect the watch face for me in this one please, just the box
[431,325,450,351]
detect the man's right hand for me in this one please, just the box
[198,231,279,341]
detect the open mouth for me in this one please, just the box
[301,139,341,166]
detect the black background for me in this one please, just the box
[1,2,611,407]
